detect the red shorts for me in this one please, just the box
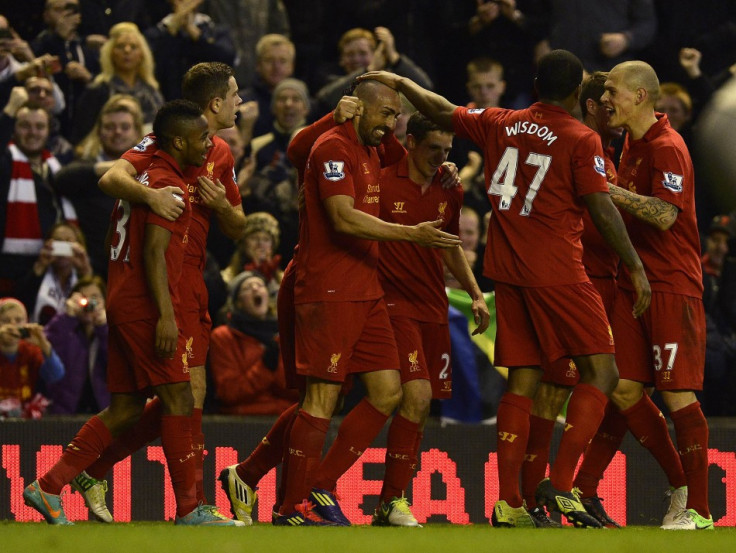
[107,319,190,393]
[612,289,705,390]
[390,316,452,399]
[179,263,211,367]
[295,299,400,382]
[495,281,615,369]
[542,276,617,386]
[277,260,300,390]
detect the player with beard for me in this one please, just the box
[274,79,461,526]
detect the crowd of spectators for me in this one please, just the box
[2,0,736,417]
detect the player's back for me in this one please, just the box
[452,103,609,287]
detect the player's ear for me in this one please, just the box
[585,98,597,117]
[173,135,185,152]
[209,96,222,115]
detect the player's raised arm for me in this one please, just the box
[358,71,457,131]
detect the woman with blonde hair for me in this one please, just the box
[71,22,163,144]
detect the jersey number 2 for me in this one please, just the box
[488,147,551,215]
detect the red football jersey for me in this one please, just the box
[616,114,703,297]
[294,121,384,303]
[581,148,619,278]
[378,157,463,323]
[452,103,609,286]
[122,133,239,269]
[0,341,43,402]
[107,150,192,326]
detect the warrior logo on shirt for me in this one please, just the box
[134,136,155,152]
[393,201,406,213]
[323,160,346,181]
[662,171,683,193]
[327,352,341,373]
[467,108,486,114]
[594,156,606,176]
[408,350,420,372]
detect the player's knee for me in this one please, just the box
[610,379,643,410]
[398,381,432,423]
[156,382,194,416]
[368,383,402,416]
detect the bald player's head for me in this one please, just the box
[610,61,660,106]
[353,79,401,146]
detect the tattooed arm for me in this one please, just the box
[608,183,678,231]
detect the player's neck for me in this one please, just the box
[407,155,433,190]
[626,111,658,141]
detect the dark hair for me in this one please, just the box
[71,275,107,299]
[406,111,447,143]
[536,50,583,101]
[153,100,203,151]
[579,71,608,114]
[181,62,233,110]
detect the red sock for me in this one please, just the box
[190,407,206,503]
[86,398,163,480]
[496,393,532,508]
[161,414,198,518]
[671,402,710,518]
[279,410,329,515]
[550,383,607,491]
[276,404,300,512]
[313,399,389,492]
[379,414,421,504]
[238,403,298,490]
[574,402,628,497]
[521,415,554,507]
[621,393,686,488]
[40,416,112,495]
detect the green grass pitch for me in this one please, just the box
[2,522,735,553]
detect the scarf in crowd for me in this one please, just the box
[32,268,78,324]
[2,144,76,255]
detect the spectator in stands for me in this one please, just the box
[43,275,109,415]
[208,270,298,415]
[656,82,694,144]
[239,34,296,139]
[221,212,282,307]
[243,78,308,258]
[71,22,162,144]
[0,296,63,418]
[30,0,100,136]
[531,0,657,71]
[206,0,291,90]
[23,75,73,164]
[701,214,736,415]
[77,0,169,37]
[315,27,433,117]
[55,94,143,276]
[144,0,235,101]
[0,88,73,294]
[15,222,93,325]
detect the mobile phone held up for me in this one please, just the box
[50,240,73,257]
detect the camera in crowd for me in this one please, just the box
[79,297,98,313]
[17,327,31,339]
